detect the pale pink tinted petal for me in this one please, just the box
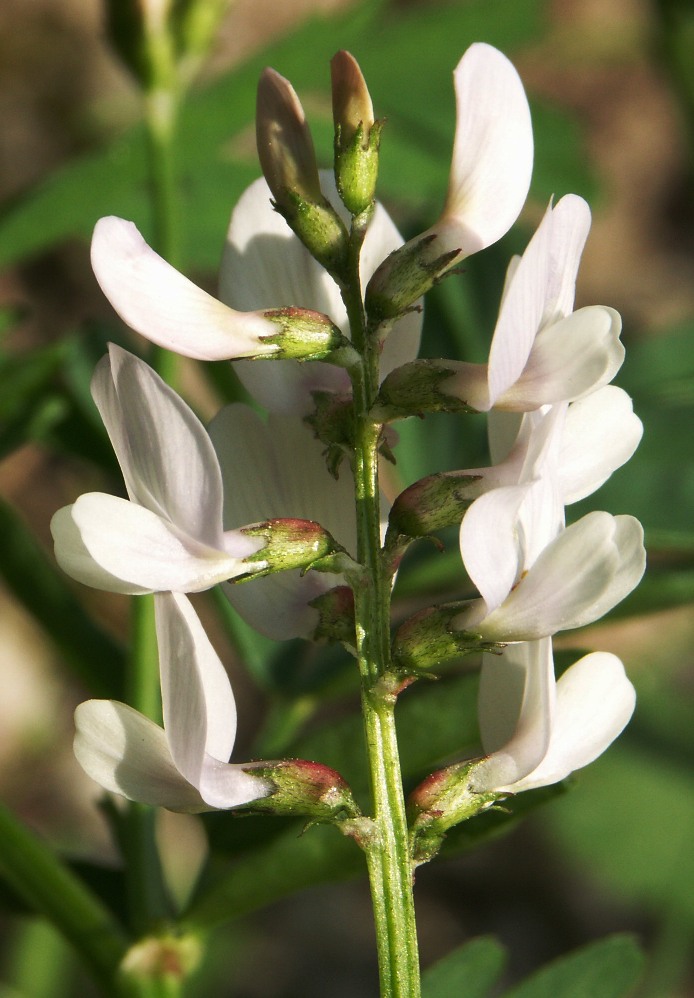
[60,493,253,594]
[91,216,277,360]
[459,485,528,614]
[155,592,237,773]
[558,387,643,503]
[74,700,206,812]
[438,43,533,257]
[93,345,225,547]
[472,638,554,791]
[511,652,635,791]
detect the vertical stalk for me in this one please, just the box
[344,229,421,997]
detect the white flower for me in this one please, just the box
[222,172,423,413]
[209,404,359,639]
[448,385,643,507]
[422,42,534,261]
[443,195,624,412]
[470,639,636,794]
[51,344,263,594]
[90,217,283,361]
[455,482,646,642]
[74,592,271,812]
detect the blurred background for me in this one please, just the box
[0,0,693,995]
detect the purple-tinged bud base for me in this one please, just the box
[238,518,344,577]
[309,585,356,647]
[408,761,503,865]
[388,472,480,540]
[246,758,360,823]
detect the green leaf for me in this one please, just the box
[0,497,124,698]
[422,936,506,998]
[545,742,694,922]
[185,822,362,931]
[502,935,643,998]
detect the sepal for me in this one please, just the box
[244,759,360,823]
[365,236,460,322]
[331,50,383,215]
[392,603,500,673]
[374,359,474,420]
[237,518,346,578]
[408,761,504,865]
[261,307,357,365]
[305,391,354,478]
[388,472,480,540]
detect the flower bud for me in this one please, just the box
[238,518,346,578]
[257,68,349,278]
[366,235,461,322]
[388,472,480,539]
[261,306,357,366]
[119,933,202,989]
[331,50,383,215]
[309,586,356,647]
[304,390,355,478]
[245,759,360,822]
[392,603,498,673]
[374,359,473,421]
[408,762,502,864]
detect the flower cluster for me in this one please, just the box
[53,44,644,835]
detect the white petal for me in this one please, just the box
[74,700,206,812]
[220,174,421,412]
[55,493,256,594]
[480,512,645,640]
[487,195,592,406]
[510,652,635,791]
[434,43,533,257]
[558,387,643,503]
[93,345,226,547]
[472,639,554,791]
[91,217,277,360]
[498,306,625,410]
[155,593,237,772]
[196,755,273,810]
[210,404,357,638]
[210,405,356,550]
[459,485,528,614]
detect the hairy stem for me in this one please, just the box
[345,223,421,997]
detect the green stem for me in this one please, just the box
[0,801,128,991]
[125,598,171,938]
[345,227,421,997]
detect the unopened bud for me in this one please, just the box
[331,51,383,215]
[392,603,497,673]
[247,758,360,822]
[305,390,354,478]
[366,234,461,322]
[257,68,348,278]
[239,518,345,578]
[374,359,473,421]
[309,586,356,646]
[261,306,357,365]
[119,933,202,989]
[388,472,480,539]
[408,762,502,864]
